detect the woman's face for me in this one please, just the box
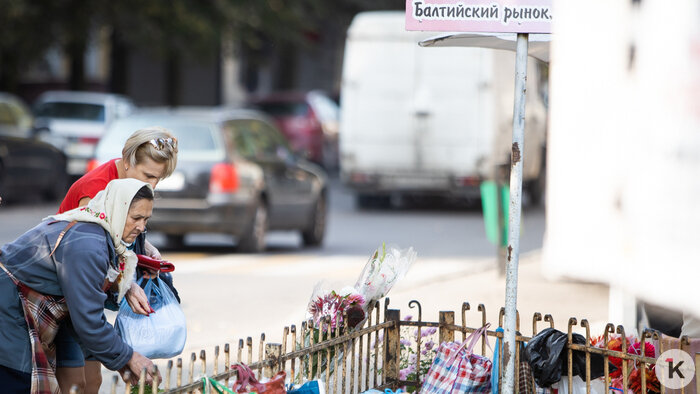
[124,157,167,189]
[122,199,153,243]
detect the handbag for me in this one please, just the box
[115,276,187,359]
[420,324,493,393]
[231,363,286,394]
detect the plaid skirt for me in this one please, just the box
[0,260,69,394]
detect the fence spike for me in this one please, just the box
[617,325,628,392]
[176,358,183,387]
[189,352,196,384]
[532,312,542,336]
[580,319,591,394]
[259,333,265,376]
[478,304,487,329]
[214,345,220,375]
[462,302,471,341]
[138,367,147,394]
[152,365,160,394]
[124,370,132,393]
[544,313,554,328]
[110,375,118,394]
[201,349,207,377]
[165,359,173,390]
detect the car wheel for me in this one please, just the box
[302,194,326,247]
[238,202,267,253]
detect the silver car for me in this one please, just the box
[33,90,135,177]
[93,107,328,252]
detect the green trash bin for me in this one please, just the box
[480,181,509,247]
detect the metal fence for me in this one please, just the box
[97,299,700,394]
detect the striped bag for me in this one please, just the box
[420,324,493,393]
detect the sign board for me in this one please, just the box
[405,0,553,33]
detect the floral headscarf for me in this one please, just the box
[48,178,152,301]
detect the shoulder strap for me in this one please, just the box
[49,220,78,258]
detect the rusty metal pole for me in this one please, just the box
[502,32,529,394]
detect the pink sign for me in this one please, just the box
[405,0,552,33]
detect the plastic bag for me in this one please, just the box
[287,380,325,394]
[354,244,416,307]
[553,376,606,394]
[115,276,187,359]
[524,328,605,388]
[491,327,504,394]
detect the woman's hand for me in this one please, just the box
[120,351,160,386]
[144,239,162,260]
[126,282,154,316]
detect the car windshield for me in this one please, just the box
[35,102,105,122]
[96,116,225,162]
[255,102,308,117]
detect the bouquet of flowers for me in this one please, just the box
[302,244,416,378]
[590,334,660,393]
[307,244,416,332]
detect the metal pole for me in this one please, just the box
[502,32,528,394]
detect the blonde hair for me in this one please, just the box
[122,126,178,179]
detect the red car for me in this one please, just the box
[248,90,339,168]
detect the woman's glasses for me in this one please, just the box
[148,137,178,151]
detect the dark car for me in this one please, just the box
[93,107,328,252]
[0,92,69,203]
[248,90,339,169]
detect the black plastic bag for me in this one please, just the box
[524,328,607,387]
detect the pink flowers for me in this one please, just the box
[308,290,366,331]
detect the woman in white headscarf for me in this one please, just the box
[0,178,159,393]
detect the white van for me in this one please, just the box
[339,11,547,206]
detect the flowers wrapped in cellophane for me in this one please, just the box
[306,244,416,332]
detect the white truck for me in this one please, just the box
[339,11,548,207]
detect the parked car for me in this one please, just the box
[248,90,340,169]
[0,92,69,203]
[92,107,328,252]
[32,90,136,178]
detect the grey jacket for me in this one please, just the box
[0,219,133,373]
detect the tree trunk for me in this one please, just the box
[109,30,129,95]
[0,50,20,93]
[165,49,181,106]
[67,39,86,91]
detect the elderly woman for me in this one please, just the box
[0,178,158,392]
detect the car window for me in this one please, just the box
[308,92,339,123]
[250,120,293,160]
[96,117,225,162]
[225,120,259,160]
[255,102,308,117]
[34,102,106,122]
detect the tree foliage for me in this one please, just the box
[0,0,405,93]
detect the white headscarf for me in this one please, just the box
[48,178,153,301]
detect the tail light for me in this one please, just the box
[86,159,100,173]
[209,163,239,193]
[80,137,100,145]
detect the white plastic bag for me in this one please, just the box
[115,276,187,359]
[553,376,606,394]
[354,244,416,304]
